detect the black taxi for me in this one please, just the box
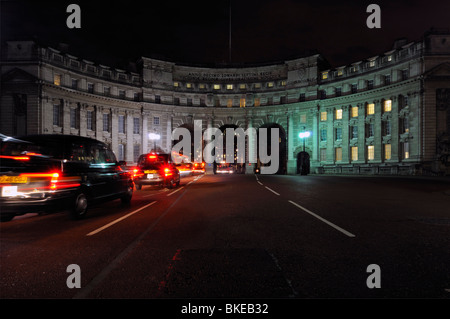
[0,134,134,221]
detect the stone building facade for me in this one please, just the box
[1,29,450,175]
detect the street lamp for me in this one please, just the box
[148,132,160,152]
[299,131,311,151]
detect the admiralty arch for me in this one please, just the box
[1,29,450,175]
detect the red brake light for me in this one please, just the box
[0,155,30,161]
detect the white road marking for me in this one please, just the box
[167,186,184,196]
[257,181,263,186]
[86,201,157,236]
[265,186,280,196]
[288,200,356,238]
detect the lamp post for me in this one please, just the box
[298,131,311,152]
[148,132,160,152]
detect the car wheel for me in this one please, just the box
[121,183,133,204]
[70,191,88,220]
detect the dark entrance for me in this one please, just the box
[297,151,310,175]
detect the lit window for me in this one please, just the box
[322,72,328,80]
[254,83,261,89]
[240,98,246,108]
[227,99,233,107]
[351,106,358,117]
[300,114,307,123]
[384,144,391,160]
[239,84,246,90]
[367,103,375,115]
[254,98,260,107]
[387,55,392,62]
[404,142,410,159]
[186,83,193,89]
[173,82,179,87]
[320,111,327,121]
[281,80,287,86]
[267,82,274,88]
[384,100,392,112]
[54,74,61,86]
[335,148,342,161]
[351,147,358,161]
[369,60,376,67]
[214,84,221,90]
[367,145,374,160]
[227,84,233,90]
[337,69,344,76]
[335,109,342,120]
[199,84,206,89]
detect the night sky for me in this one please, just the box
[1,0,450,68]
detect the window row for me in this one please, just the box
[320,143,410,162]
[52,105,161,132]
[173,81,287,91]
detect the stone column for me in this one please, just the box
[342,105,350,163]
[286,111,296,174]
[326,107,334,163]
[126,110,133,163]
[391,96,400,162]
[111,108,118,157]
[141,110,148,154]
[374,99,382,163]
[357,103,366,163]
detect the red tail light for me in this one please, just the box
[0,155,30,161]
[164,167,172,177]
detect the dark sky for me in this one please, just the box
[1,0,450,68]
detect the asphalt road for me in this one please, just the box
[1,172,449,301]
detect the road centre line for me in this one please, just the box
[86,201,157,236]
[288,200,356,238]
[265,186,280,196]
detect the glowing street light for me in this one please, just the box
[299,131,311,152]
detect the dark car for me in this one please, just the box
[0,134,134,221]
[133,153,180,190]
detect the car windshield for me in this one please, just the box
[140,162,164,170]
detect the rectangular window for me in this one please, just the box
[119,90,125,99]
[367,103,375,115]
[173,82,179,87]
[118,144,124,161]
[320,148,327,161]
[54,74,61,86]
[104,86,110,96]
[335,109,342,120]
[385,75,391,85]
[367,145,375,160]
[213,84,221,90]
[404,142,410,159]
[367,80,374,90]
[118,115,125,134]
[103,113,110,132]
[351,126,358,139]
[227,99,233,108]
[240,98,246,108]
[300,114,307,123]
[384,144,391,160]
[53,104,61,126]
[384,100,392,112]
[267,82,274,88]
[87,83,94,93]
[351,84,358,93]
[133,145,140,163]
[239,84,246,90]
[87,111,94,131]
[226,84,233,90]
[133,118,140,134]
[320,111,327,121]
[335,87,342,97]
[153,116,160,126]
[70,108,78,129]
[402,117,410,133]
[320,128,327,142]
[71,79,78,89]
[186,83,193,89]
[322,72,328,80]
[367,123,375,137]
[254,98,260,107]
[335,147,342,161]
[335,127,342,140]
[351,106,358,117]
[384,120,391,135]
[351,147,358,161]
